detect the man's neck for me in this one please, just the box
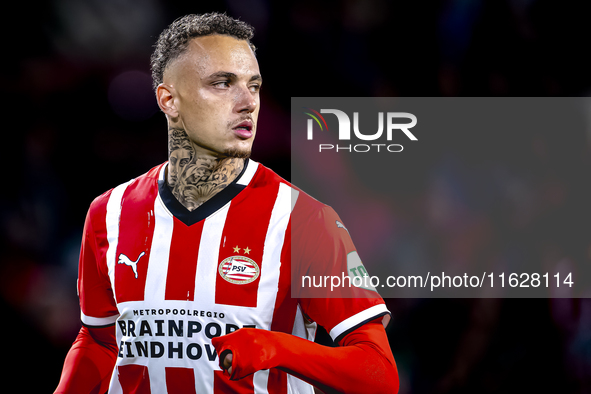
[167,127,246,212]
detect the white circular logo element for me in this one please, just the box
[218,256,260,285]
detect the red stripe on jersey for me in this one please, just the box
[91,189,113,281]
[215,171,279,307]
[79,189,119,320]
[266,218,294,394]
[165,367,197,394]
[270,218,297,333]
[267,369,288,394]
[165,218,204,301]
[213,370,254,394]
[118,364,151,394]
[114,177,158,303]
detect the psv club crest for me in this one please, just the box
[218,256,260,285]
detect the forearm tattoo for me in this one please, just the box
[167,128,245,211]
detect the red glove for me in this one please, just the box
[211,321,399,394]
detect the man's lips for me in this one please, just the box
[232,120,254,139]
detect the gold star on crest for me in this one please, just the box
[233,245,240,253]
[243,246,251,254]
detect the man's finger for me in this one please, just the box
[222,351,233,376]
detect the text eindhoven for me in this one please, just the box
[116,310,256,361]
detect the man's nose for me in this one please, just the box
[234,86,257,113]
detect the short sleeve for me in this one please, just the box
[78,198,119,327]
[292,199,390,342]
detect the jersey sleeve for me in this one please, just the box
[78,196,119,327]
[292,198,390,342]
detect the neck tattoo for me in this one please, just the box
[167,127,245,211]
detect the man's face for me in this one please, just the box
[164,35,262,159]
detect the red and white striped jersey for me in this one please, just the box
[78,159,390,394]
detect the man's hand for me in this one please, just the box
[211,328,281,380]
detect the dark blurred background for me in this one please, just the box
[2,0,591,392]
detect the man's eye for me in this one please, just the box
[249,84,261,93]
[213,81,230,88]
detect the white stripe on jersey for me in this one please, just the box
[108,369,122,394]
[256,182,293,329]
[194,202,231,307]
[237,160,259,185]
[80,311,119,327]
[253,370,270,394]
[251,182,294,394]
[290,187,300,213]
[158,162,166,181]
[329,303,390,341]
[105,179,135,303]
[287,305,316,394]
[143,195,174,303]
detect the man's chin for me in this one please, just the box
[223,148,251,159]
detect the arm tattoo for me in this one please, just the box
[167,127,245,211]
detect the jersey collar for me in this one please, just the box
[158,159,254,226]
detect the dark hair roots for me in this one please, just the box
[150,13,255,90]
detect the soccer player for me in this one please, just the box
[55,13,399,394]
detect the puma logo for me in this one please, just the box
[117,252,146,279]
[336,220,349,234]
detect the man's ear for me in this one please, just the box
[156,83,179,118]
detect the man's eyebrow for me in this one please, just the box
[206,71,237,80]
